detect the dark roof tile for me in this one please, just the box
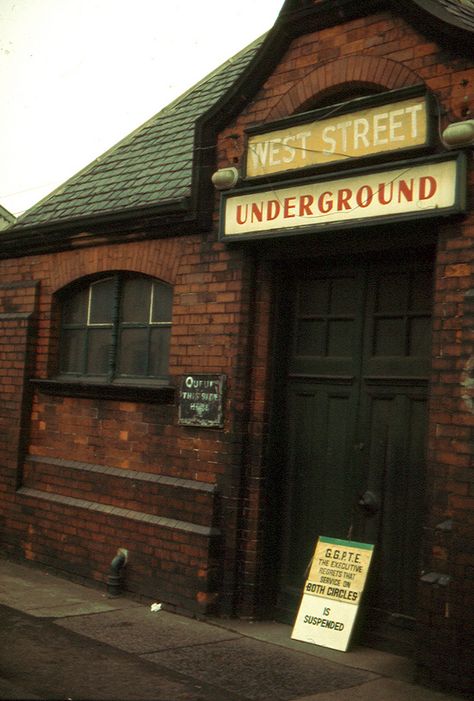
[12,2,473,233]
[15,36,263,229]
[438,0,474,29]
[413,0,474,31]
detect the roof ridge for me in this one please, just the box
[159,33,267,116]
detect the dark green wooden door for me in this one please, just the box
[276,257,432,649]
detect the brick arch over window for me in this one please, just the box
[268,55,422,120]
[49,237,187,295]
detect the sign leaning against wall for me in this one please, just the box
[292,537,375,652]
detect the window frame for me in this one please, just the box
[53,272,173,389]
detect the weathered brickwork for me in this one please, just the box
[419,211,474,689]
[0,3,472,693]
[215,7,474,690]
[0,237,251,615]
[0,281,39,485]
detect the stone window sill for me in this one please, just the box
[30,378,175,404]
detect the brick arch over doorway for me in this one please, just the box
[267,55,422,120]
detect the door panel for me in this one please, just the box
[277,268,363,617]
[284,384,355,586]
[276,256,432,649]
[359,388,427,618]
[290,270,363,378]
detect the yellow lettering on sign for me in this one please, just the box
[246,96,428,177]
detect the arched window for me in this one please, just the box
[59,273,172,382]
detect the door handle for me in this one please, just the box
[358,490,380,516]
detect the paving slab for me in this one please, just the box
[294,677,466,701]
[211,618,417,682]
[0,604,238,701]
[56,607,241,654]
[0,559,139,618]
[143,636,377,701]
[0,676,40,700]
[0,558,467,701]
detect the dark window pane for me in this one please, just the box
[63,287,88,324]
[149,327,171,377]
[375,274,408,313]
[60,274,172,381]
[117,328,149,376]
[60,329,85,373]
[86,328,113,375]
[151,282,172,323]
[121,278,151,323]
[89,278,115,325]
[298,279,329,316]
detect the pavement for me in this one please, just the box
[0,557,467,701]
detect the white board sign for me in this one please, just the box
[246,94,430,177]
[220,154,466,241]
[292,536,374,652]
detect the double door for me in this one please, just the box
[275,255,432,649]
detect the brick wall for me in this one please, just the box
[0,236,253,615]
[214,6,474,690]
[0,3,472,691]
[0,280,38,483]
[418,211,474,689]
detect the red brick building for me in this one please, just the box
[0,0,472,692]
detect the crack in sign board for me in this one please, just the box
[292,536,374,651]
[178,374,226,427]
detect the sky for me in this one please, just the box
[0,0,284,217]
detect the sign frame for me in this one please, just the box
[178,374,226,428]
[291,536,375,652]
[243,85,435,179]
[219,152,467,243]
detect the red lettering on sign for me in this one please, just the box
[236,204,248,225]
[284,197,296,218]
[378,182,393,205]
[337,189,352,210]
[232,170,443,230]
[356,185,373,208]
[318,191,333,213]
[299,194,314,216]
[398,179,414,203]
[419,176,437,200]
[267,200,280,220]
[251,202,263,222]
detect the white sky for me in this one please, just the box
[0,0,284,217]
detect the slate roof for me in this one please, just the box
[11,0,473,234]
[0,204,15,231]
[416,0,474,31]
[441,0,474,30]
[14,36,265,230]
